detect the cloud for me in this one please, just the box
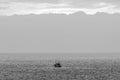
[0,0,120,16]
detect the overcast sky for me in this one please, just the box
[0,0,120,59]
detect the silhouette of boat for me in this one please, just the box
[53,62,62,68]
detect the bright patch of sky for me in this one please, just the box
[0,0,120,16]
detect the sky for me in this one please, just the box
[0,0,120,59]
[0,0,120,16]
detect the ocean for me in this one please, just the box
[0,53,119,80]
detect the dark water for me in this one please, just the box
[0,58,120,80]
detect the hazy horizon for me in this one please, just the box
[0,52,119,61]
